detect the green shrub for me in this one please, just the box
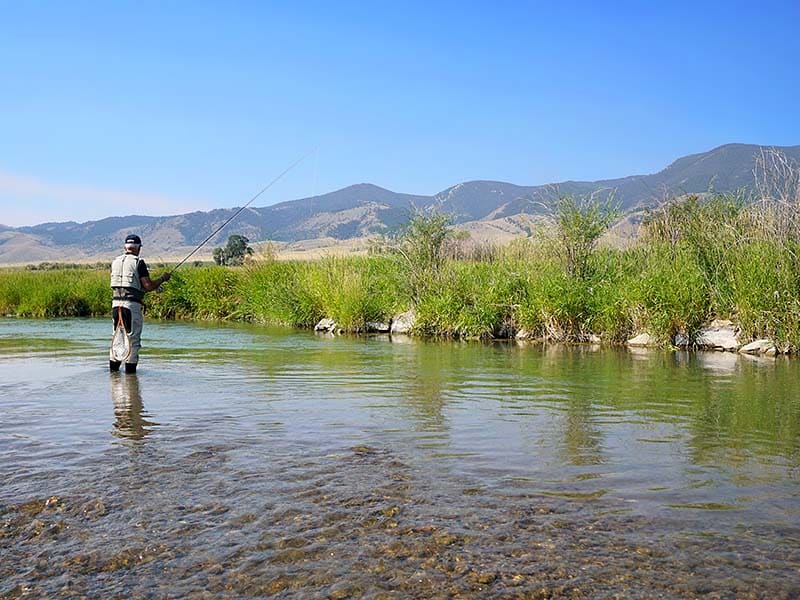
[387,210,455,302]
[555,194,619,280]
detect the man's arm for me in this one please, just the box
[138,260,171,292]
[141,272,171,292]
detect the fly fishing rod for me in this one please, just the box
[170,151,313,273]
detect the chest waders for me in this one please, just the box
[110,254,145,374]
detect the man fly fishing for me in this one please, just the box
[110,234,171,373]
[107,152,311,373]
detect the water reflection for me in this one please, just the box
[110,374,156,440]
[404,342,451,433]
[2,318,800,598]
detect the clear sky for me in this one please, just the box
[1,0,798,227]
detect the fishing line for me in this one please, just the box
[170,151,314,272]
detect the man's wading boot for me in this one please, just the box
[124,363,137,374]
[110,360,121,372]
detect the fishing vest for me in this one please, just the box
[110,254,144,298]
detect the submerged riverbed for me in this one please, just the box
[1,317,799,598]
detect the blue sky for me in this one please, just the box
[1,0,798,226]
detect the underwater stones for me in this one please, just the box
[471,570,498,585]
[82,499,106,520]
[351,445,378,454]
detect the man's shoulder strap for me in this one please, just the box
[113,253,140,268]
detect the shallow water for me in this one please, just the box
[1,317,799,598]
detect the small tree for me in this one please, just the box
[391,210,455,303]
[213,234,254,266]
[555,194,619,280]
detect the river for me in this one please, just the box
[1,317,799,598]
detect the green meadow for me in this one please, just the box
[2,194,800,349]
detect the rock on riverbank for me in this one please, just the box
[625,319,792,355]
[315,310,793,356]
[314,310,416,336]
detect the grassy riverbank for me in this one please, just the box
[0,269,110,318]
[2,193,800,348]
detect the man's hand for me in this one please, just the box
[142,272,171,292]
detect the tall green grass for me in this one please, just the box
[147,256,406,330]
[0,269,108,317]
[237,260,320,327]
[302,256,404,331]
[728,240,800,344]
[414,261,519,338]
[2,190,800,349]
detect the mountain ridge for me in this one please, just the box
[2,143,799,264]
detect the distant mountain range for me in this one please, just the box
[2,143,799,264]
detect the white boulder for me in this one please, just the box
[628,333,656,347]
[696,320,740,352]
[390,310,416,334]
[314,318,337,332]
[739,339,776,355]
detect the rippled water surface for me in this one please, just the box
[1,317,799,598]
